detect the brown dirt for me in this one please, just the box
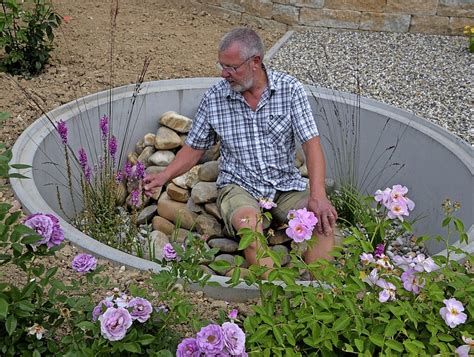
[0,0,282,326]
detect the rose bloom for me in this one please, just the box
[285,219,313,243]
[163,243,178,261]
[176,337,200,357]
[196,324,225,355]
[376,278,396,303]
[440,298,467,328]
[27,323,47,340]
[222,322,246,355]
[127,297,153,323]
[24,213,64,248]
[401,268,425,295]
[258,197,277,210]
[99,307,133,341]
[228,309,238,320]
[455,336,474,357]
[92,299,114,321]
[71,253,97,273]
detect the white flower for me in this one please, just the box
[27,323,47,340]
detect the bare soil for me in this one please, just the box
[0,0,282,325]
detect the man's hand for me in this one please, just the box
[143,172,168,196]
[308,196,337,236]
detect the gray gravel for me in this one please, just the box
[269,29,473,145]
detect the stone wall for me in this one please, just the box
[168,0,474,35]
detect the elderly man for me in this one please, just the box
[144,28,337,272]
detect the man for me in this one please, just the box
[144,28,337,271]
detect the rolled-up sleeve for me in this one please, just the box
[290,82,319,144]
[185,95,217,150]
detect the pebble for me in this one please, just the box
[270,30,472,145]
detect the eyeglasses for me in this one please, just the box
[215,55,255,74]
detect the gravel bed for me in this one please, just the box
[269,29,473,145]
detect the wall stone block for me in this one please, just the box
[242,13,288,31]
[272,4,300,25]
[437,0,474,17]
[242,0,273,19]
[325,0,386,13]
[386,0,438,15]
[300,8,361,29]
[449,16,474,34]
[221,0,245,12]
[272,0,324,8]
[410,15,450,34]
[359,12,411,32]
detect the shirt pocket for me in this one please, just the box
[266,112,292,147]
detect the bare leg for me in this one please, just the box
[304,232,335,263]
[231,206,274,272]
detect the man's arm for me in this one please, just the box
[143,144,206,194]
[302,136,337,236]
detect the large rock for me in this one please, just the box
[196,213,223,239]
[172,174,188,189]
[150,230,170,260]
[127,152,138,165]
[213,254,236,275]
[157,192,197,230]
[187,197,203,213]
[145,166,167,176]
[149,151,175,166]
[135,138,145,155]
[152,216,175,235]
[199,142,221,164]
[143,133,156,146]
[185,165,202,188]
[191,182,218,204]
[137,204,157,225]
[204,202,221,220]
[159,111,193,133]
[198,160,219,182]
[155,126,182,150]
[137,146,155,166]
[268,229,291,245]
[167,183,190,203]
[271,245,291,266]
[208,238,239,253]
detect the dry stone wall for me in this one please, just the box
[126,111,334,277]
[167,0,473,35]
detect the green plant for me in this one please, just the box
[0,0,62,75]
[464,25,474,53]
[224,193,473,356]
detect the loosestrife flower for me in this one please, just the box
[27,323,47,340]
[57,120,68,144]
[130,189,141,208]
[163,243,177,261]
[124,161,132,178]
[134,161,145,180]
[440,298,467,328]
[24,213,64,248]
[71,253,97,273]
[196,324,225,355]
[100,115,109,139]
[258,197,277,210]
[285,208,318,243]
[374,243,385,258]
[78,148,92,182]
[99,307,133,341]
[115,170,123,183]
[108,135,117,162]
[128,297,153,323]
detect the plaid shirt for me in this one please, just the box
[185,68,319,200]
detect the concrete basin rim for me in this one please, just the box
[9,77,473,299]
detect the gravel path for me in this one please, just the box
[269,29,473,145]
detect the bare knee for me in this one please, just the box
[231,206,261,232]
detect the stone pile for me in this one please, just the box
[125,111,332,277]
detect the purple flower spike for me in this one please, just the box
[115,170,123,184]
[130,189,141,207]
[84,165,92,182]
[78,148,88,170]
[100,115,109,139]
[134,161,145,180]
[108,135,117,162]
[124,162,132,179]
[57,120,68,145]
[374,243,385,258]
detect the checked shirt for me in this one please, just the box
[185,68,319,200]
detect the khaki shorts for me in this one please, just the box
[217,184,309,237]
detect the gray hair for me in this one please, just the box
[218,28,265,60]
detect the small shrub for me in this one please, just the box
[0,0,62,75]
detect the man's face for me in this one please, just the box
[217,42,255,93]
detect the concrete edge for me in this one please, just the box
[10,78,473,302]
[264,30,295,63]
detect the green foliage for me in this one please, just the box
[238,201,473,355]
[0,0,62,75]
[464,25,474,53]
